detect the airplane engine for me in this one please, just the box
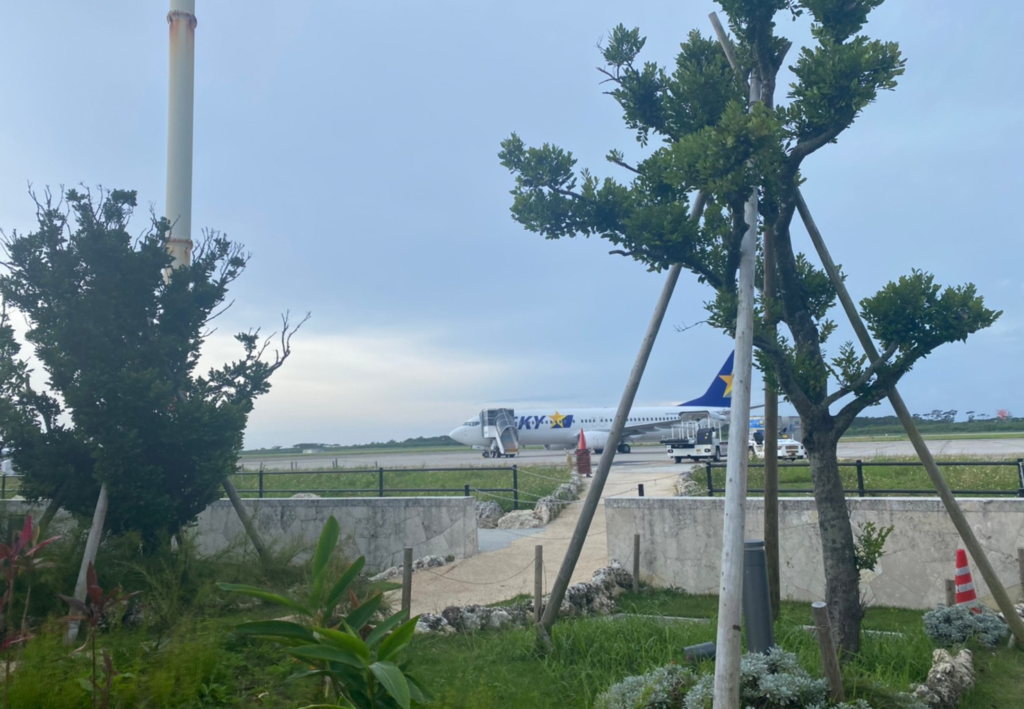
[581,430,610,453]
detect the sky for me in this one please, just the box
[0,1,1021,448]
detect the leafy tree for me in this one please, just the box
[499,1,999,654]
[0,187,306,545]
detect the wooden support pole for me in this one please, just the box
[534,545,543,624]
[223,478,269,561]
[67,483,109,643]
[537,193,708,644]
[812,602,845,702]
[795,191,1024,645]
[945,579,957,607]
[1018,548,1023,600]
[633,534,640,594]
[713,25,761,707]
[402,547,413,616]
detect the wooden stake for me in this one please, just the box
[812,602,845,702]
[534,545,543,624]
[633,534,640,594]
[223,479,269,561]
[1018,548,1023,599]
[795,191,1024,645]
[402,547,413,616]
[945,579,957,607]
[537,193,708,642]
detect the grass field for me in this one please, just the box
[409,589,1024,709]
[228,465,572,512]
[705,455,1023,496]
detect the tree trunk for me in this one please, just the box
[805,433,861,657]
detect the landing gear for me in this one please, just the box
[482,451,491,458]
[617,443,631,454]
[594,448,604,454]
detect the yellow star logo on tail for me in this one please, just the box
[719,374,734,397]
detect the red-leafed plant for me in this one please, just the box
[59,562,139,709]
[0,514,61,705]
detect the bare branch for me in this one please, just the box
[673,320,708,333]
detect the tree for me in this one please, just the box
[499,2,999,655]
[0,187,306,546]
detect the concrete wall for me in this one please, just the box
[196,497,478,571]
[1,497,479,573]
[605,497,1024,610]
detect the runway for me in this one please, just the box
[240,437,1024,472]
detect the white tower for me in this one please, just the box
[165,0,197,267]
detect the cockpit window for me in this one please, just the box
[462,420,480,427]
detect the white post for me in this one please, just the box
[712,71,761,709]
[166,0,197,267]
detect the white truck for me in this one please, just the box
[663,416,725,463]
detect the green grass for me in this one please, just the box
[705,455,1022,497]
[228,465,572,512]
[841,432,1024,442]
[407,593,947,709]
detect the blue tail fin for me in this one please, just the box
[679,352,735,407]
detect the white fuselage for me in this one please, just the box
[449,407,697,450]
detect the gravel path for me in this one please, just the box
[388,463,685,615]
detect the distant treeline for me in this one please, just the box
[244,435,461,454]
[845,415,1023,436]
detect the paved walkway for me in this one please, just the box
[388,464,684,615]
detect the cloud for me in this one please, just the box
[198,327,541,448]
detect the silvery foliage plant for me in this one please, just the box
[923,604,1009,648]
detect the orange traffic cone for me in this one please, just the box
[954,549,979,608]
[578,428,587,451]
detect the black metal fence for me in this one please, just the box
[231,465,521,509]
[702,458,1024,498]
[0,474,21,500]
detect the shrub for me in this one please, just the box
[923,604,1009,648]
[594,663,695,709]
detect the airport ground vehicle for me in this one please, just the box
[663,417,724,463]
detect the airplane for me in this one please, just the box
[448,353,737,457]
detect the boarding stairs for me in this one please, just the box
[480,408,519,457]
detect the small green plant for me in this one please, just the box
[854,522,894,573]
[219,516,431,708]
[923,603,1009,648]
[58,562,140,709]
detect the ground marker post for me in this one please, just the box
[513,465,519,510]
[633,534,640,594]
[402,547,413,616]
[856,460,866,498]
[378,467,385,497]
[638,483,645,497]
[811,602,845,702]
[534,545,543,624]
[945,579,956,607]
[258,463,264,499]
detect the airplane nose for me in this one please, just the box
[449,427,466,444]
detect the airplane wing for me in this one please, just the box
[619,410,714,439]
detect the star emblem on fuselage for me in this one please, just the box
[550,411,568,428]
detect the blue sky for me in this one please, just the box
[1,1,1021,447]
